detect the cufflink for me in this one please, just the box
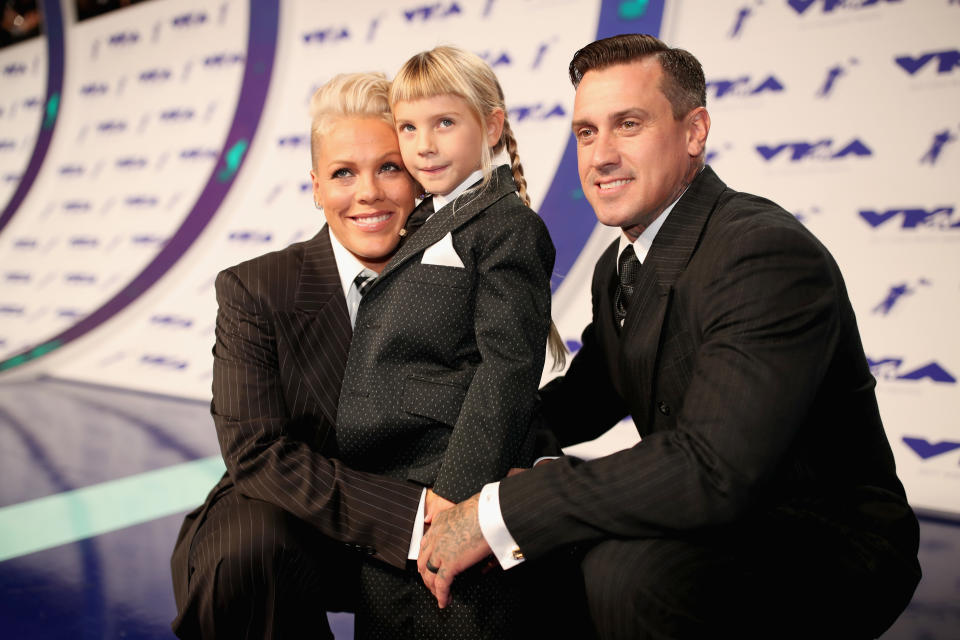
[511,547,524,561]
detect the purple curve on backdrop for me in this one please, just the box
[540,0,666,292]
[0,0,279,371]
[0,0,64,235]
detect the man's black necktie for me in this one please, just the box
[614,245,640,326]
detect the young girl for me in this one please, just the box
[334,46,564,638]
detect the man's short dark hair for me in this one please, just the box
[568,33,706,120]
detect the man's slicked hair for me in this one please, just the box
[568,33,706,120]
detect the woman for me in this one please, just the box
[170,72,423,639]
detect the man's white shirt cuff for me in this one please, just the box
[407,488,427,560]
[478,482,524,569]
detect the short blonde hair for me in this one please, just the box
[389,46,529,207]
[309,72,394,169]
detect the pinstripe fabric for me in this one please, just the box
[170,227,422,638]
[498,167,920,638]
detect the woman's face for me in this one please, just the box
[311,117,417,272]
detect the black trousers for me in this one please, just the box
[171,490,363,639]
[578,505,920,640]
[170,490,592,639]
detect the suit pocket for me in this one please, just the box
[401,374,468,427]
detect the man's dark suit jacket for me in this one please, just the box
[498,167,919,608]
[170,227,423,621]
[337,165,555,503]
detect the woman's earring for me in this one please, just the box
[314,199,322,211]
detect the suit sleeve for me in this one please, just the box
[212,267,421,568]
[499,222,842,559]
[430,204,554,502]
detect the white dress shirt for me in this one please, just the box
[327,229,430,556]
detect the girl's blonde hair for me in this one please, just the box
[389,46,530,208]
[390,46,567,368]
[309,72,394,170]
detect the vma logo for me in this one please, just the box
[902,437,960,462]
[131,234,166,246]
[80,83,108,95]
[757,138,871,162]
[478,50,512,68]
[895,50,960,76]
[707,75,785,100]
[180,148,217,160]
[98,120,127,133]
[859,206,958,230]
[869,358,956,384]
[140,354,188,370]
[69,236,99,248]
[509,103,566,123]
[150,314,193,328]
[116,157,148,169]
[139,68,172,83]
[402,3,462,22]
[107,31,140,46]
[3,62,27,75]
[204,53,244,67]
[303,26,350,45]
[160,108,195,122]
[278,135,310,148]
[788,0,901,15]
[172,12,207,28]
[228,231,273,244]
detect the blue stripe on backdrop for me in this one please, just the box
[0,455,224,562]
[0,0,64,235]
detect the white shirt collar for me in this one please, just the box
[432,149,511,211]
[328,226,370,300]
[617,179,693,269]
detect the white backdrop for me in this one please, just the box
[0,0,957,516]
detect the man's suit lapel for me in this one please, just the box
[617,167,727,421]
[368,165,516,289]
[287,226,352,426]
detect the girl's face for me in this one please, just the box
[393,93,502,197]
[310,117,417,272]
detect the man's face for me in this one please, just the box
[572,58,708,240]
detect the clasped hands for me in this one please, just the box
[419,466,531,608]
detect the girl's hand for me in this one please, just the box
[425,489,456,523]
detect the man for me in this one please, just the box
[419,34,921,639]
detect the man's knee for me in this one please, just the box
[580,538,738,639]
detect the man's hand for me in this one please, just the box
[417,493,491,608]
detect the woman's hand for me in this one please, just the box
[425,489,456,524]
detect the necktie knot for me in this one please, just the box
[403,196,434,236]
[353,270,376,297]
[614,246,640,326]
